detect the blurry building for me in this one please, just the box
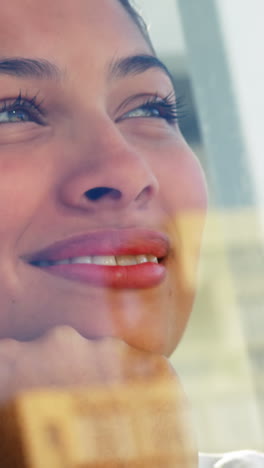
[140,0,264,452]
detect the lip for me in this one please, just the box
[24,229,169,289]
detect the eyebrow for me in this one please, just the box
[108,54,173,83]
[0,57,61,79]
[0,54,173,84]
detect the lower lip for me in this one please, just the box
[38,262,166,289]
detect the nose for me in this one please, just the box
[59,120,159,212]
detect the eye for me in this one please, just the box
[0,92,45,126]
[120,105,162,119]
[0,108,31,123]
[116,92,185,125]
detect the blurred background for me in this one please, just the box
[138,0,264,453]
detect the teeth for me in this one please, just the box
[56,259,72,265]
[147,254,158,264]
[116,255,138,266]
[91,256,116,266]
[36,255,159,267]
[71,256,92,264]
[136,255,148,264]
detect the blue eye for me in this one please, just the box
[0,108,31,123]
[117,93,186,125]
[0,92,45,125]
[121,106,162,119]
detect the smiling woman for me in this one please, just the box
[0,0,208,466]
[0,0,207,349]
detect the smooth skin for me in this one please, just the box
[0,0,207,396]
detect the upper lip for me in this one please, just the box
[24,229,170,264]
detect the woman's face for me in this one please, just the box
[0,0,207,356]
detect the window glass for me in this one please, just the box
[0,0,263,464]
[141,0,264,453]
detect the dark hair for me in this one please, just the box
[118,0,155,54]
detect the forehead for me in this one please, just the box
[0,0,151,69]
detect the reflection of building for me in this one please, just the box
[158,47,264,456]
[2,381,195,466]
[141,0,264,452]
[156,49,264,452]
[161,50,264,452]
[172,209,264,452]
[160,52,264,452]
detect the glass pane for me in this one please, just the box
[141,0,264,454]
[0,0,263,466]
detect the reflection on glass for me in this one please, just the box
[0,1,263,467]
[140,0,264,458]
[0,0,206,466]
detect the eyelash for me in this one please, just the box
[117,92,187,124]
[0,91,45,124]
[0,91,187,126]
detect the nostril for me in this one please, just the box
[85,187,122,201]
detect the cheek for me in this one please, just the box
[158,143,208,214]
[0,154,45,303]
[156,144,207,354]
[162,148,207,285]
[0,149,53,237]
